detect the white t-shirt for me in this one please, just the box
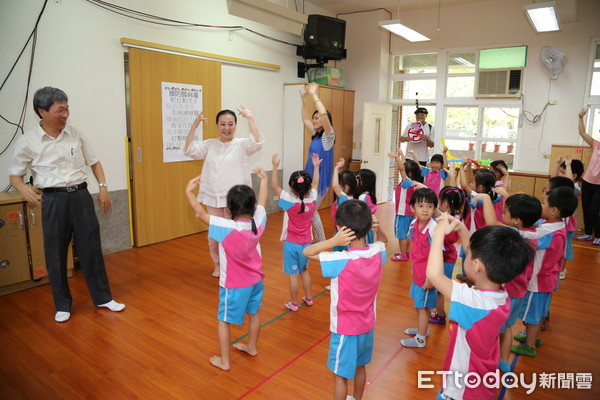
[401,122,435,163]
[184,135,262,208]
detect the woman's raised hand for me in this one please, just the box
[192,112,208,126]
[307,82,319,95]
[237,106,253,119]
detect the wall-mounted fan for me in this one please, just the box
[540,46,564,79]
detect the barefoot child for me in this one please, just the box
[304,200,386,400]
[185,168,268,370]
[271,153,321,312]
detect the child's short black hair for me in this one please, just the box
[547,176,575,190]
[336,199,372,239]
[505,194,542,229]
[410,187,438,208]
[339,169,358,196]
[559,159,584,181]
[490,160,508,177]
[469,225,534,284]
[430,154,444,164]
[546,186,578,218]
[404,159,423,183]
[227,184,258,234]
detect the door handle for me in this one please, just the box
[137,147,142,162]
[18,211,24,229]
[30,209,36,226]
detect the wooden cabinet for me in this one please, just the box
[0,193,73,296]
[507,172,549,201]
[283,83,355,209]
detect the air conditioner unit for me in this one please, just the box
[476,68,523,98]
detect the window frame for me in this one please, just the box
[584,39,600,141]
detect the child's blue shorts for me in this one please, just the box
[328,330,374,379]
[565,231,576,261]
[394,215,413,239]
[217,281,263,325]
[283,241,310,274]
[443,262,455,279]
[500,296,525,333]
[519,291,551,325]
[409,282,437,309]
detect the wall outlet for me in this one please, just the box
[549,100,557,105]
[542,153,551,159]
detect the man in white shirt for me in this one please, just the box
[399,107,435,166]
[9,87,125,322]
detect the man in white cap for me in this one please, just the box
[399,107,435,166]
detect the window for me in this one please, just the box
[444,107,518,169]
[479,46,527,69]
[447,52,476,98]
[585,41,600,141]
[391,53,437,101]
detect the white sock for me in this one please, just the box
[404,328,430,336]
[97,300,125,312]
[55,311,71,322]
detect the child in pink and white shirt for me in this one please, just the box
[388,149,424,262]
[304,199,385,400]
[271,153,321,312]
[401,188,438,348]
[427,215,533,400]
[185,168,269,372]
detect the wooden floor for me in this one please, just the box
[1,203,599,399]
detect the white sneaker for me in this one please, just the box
[559,269,566,280]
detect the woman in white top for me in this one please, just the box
[183,107,263,277]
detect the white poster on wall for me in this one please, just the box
[162,82,203,163]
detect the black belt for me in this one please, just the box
[43,182,87,193]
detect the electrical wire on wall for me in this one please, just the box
[520,79,553,157]
[83,0,299,47]
[0,0,48,192]
[335,8,393,58]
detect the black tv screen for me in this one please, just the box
[300,14,346,61]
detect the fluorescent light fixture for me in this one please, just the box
[227,0,308,36]
[453,57,474,67]
[524,1,560,32]
[378,20,430,42]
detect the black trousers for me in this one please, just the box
[42,188,112,311]
[581,180,600,237]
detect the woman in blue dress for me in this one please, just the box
[301,82,334,242]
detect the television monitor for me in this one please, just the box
[298,14,347,61]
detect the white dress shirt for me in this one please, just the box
[183,135,263,208]
[9,124,99,188]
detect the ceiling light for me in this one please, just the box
[378,20,430,42]
[524,1,560,32]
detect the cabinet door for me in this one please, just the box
[548,146,584,174]
[26,205,74,279]
[0,203,30,286]
[508,176,536,196]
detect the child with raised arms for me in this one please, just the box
[512,186,577,357]
[185,168,268,371]
[420,146,449,197]
[429,185,470,325]
[427,215,533,400]
[551,155,584,279]
[401,187,439,348]
[304,199,386,400]
[355,168,388,245]
[330,158,358,251]
[271,153,321,312]
[388,149,425,262]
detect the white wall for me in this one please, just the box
[335,0,600,173]
[0,0,308,191]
